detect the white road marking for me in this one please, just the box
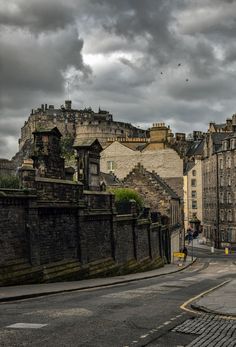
[140,334,148,338]
[6,323,47,329]
[163,321,171,325]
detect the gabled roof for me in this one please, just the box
[184,161,195,175]
[33,127,62,137]
[211,132,229,144]
[124,164,179,200]
[100,172,121,186]
[186,141,202,157]
[73,138,103,152]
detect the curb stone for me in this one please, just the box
[0,258,197,303]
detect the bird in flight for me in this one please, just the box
[178,63,181,66]
[186,78,189,82]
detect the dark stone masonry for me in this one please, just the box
[0,127,168,286]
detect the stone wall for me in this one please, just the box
[0,189,165,285]
[0,196,29,264]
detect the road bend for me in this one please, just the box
[0,247,236,347]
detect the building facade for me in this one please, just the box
[202,131,236,248]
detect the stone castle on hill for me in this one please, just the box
[19,100,147,151]
[5,99,198,172]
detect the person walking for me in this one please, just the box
[183,246,188,262]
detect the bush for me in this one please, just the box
[111,188,143,213]
[0,175,19,189]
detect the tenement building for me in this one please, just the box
[202,130,236,248]
[183,132,204,230]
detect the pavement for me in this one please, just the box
[191,279,236,317]
[190,238,236,317]
[1,239,235,319]
[0,256,195,302]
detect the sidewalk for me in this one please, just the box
[191,280,236,317]
[0,257,196,303]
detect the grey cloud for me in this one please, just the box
[1,0,236,158]
[0,0,76,33]
[0,25,90,110]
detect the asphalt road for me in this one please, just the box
[0,248,236,347]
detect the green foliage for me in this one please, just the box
[0,175,19,189]
[111,188,143,208]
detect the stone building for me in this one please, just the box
[100,123,184,199]
[123,164,183,260]
[0,126,170,285]
[208,114,236,133]
[15,100,146,168]
[202,131,236,248]
[184,139,204,230]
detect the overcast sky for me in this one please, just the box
[1,0,236,158]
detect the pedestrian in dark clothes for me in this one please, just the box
[183,246,188,262]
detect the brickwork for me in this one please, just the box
[0,187,167,285]
[114,216,136,264]
[136,220,151,261]
[0,196,30,265]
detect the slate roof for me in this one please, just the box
[32,127,62,137]
[184,161,195,175]
[100,172,121,186]
[185,139,204,157]
[73,138,102,150]
[150,171,179,199]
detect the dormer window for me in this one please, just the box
[231,139,236,149]
[223,141,228,150]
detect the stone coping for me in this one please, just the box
[35,177,83,185]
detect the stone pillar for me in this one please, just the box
[18,163,36,189]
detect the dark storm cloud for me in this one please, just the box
[1,0,236,157]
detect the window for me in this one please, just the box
[228,176,231,186]
[192,170,196,176]
[227,157,231,168]
[227,192,232,204]
[221,231,226,242]
[219,158,223,170]
[107,160,115,172]
[191,190,197,198]
[228,210,232,222]
[220,209,224,222]
[192,200,197,209]
[220,192,224,204]
[220,176,224,187]
[191,179,196,187]
[231,139,236,150]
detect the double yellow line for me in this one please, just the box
[180,280,236,320]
